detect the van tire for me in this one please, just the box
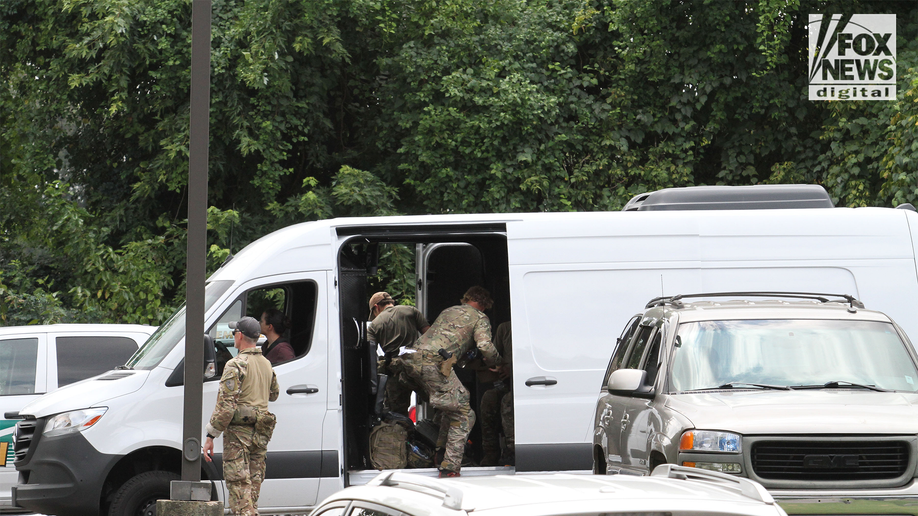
[109,471,180,516]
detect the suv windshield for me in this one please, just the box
[671,319,918,392]
[125,281,234,370]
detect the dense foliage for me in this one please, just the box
[1,0,916,324]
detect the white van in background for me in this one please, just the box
[11,187,918,516]
[0,324,155,513]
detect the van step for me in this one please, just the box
[348,466,514,486]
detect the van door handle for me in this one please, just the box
[525,376,558,387]
[287,385,320,395]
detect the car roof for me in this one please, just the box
[0,324,157,336]
[321,467,778,516]
[660,300,893,324]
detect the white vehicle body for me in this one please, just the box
[11,206,918,516]
[310,466,788,516]
[0,324,154,512]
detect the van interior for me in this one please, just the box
[336,227,510,476]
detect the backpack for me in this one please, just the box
[368,420,408,470]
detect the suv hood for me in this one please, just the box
[19,370,149,418]
[666,390,918,434]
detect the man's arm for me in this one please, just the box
[204,361,242,439]
[474,317,501,368]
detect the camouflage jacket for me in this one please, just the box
[206,347,279,438]
[415,304,500,367]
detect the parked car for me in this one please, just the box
[0,324,154,513]
[593,292,918,515]
[311,466,787,516]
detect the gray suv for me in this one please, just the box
[593,292,918,515]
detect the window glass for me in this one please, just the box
[642,331,663,386]
[56,337,139,386]
[0,338,38,395]
[127,280,234,369]
[207,281,318,376]
[602,316,640,386]
[625,325,655,370]
[351,506,400,516]
[311,506,346,516]
[670,319,918,392]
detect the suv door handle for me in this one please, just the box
[525,376,558,387]
[287,385,320,395]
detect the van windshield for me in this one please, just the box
[671,319,918,392]
[125,281,234,370]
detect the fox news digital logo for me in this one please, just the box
[808,14,896,101]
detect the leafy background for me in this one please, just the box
[1,0,916,324]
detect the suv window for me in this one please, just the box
[642,331,664,387]
[603,316,640,386]
[670,319,918,392]
[625,325,656,370]
[56,336,139,387]
[0,338,38,395]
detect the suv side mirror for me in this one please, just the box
[607,369,654,399]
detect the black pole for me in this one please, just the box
[182,0,211,482]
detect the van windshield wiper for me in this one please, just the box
[791,380,888,392]
[690,382,792,391]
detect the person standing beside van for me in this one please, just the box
[260,308,295,364]
[203,317,280,516]
[402,286,501,477]
[367,292,430,417]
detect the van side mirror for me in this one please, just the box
[203,334,216,379]
[607,369,654,399]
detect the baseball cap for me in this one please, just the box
[229,317,261,339]
[368,292,394,320]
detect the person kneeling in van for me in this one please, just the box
[401,286,501,477]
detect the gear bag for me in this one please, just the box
[368,420,407,470]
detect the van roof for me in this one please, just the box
[623,184,835,211]
[208,206,913,284]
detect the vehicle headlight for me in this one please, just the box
[679,430,742,453]
[43,408,107,438]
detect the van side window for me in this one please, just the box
[56,337,138,387]
[0,338,38,395]
[602,316,640,386]
[208,281,318,377]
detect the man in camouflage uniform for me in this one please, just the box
[479,320,513,466]
[203,317,280,516]
[368,292,430,417]
[401,286,501,477]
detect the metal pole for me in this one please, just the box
[182,0,212,482]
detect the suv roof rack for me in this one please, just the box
[651,464,775,505]
[645,292,865,310]
[623,184,834,211]
[372,471,464,510]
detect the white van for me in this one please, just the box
[0,324,154,513]
[11,202,918,516]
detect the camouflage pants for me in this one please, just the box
[402,353,475,472]
[381,357,420,417]
[479,384,512,465]
[223,424,268,516]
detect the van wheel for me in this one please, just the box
[109,471,180,516]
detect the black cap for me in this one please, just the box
[229,317,261,339]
